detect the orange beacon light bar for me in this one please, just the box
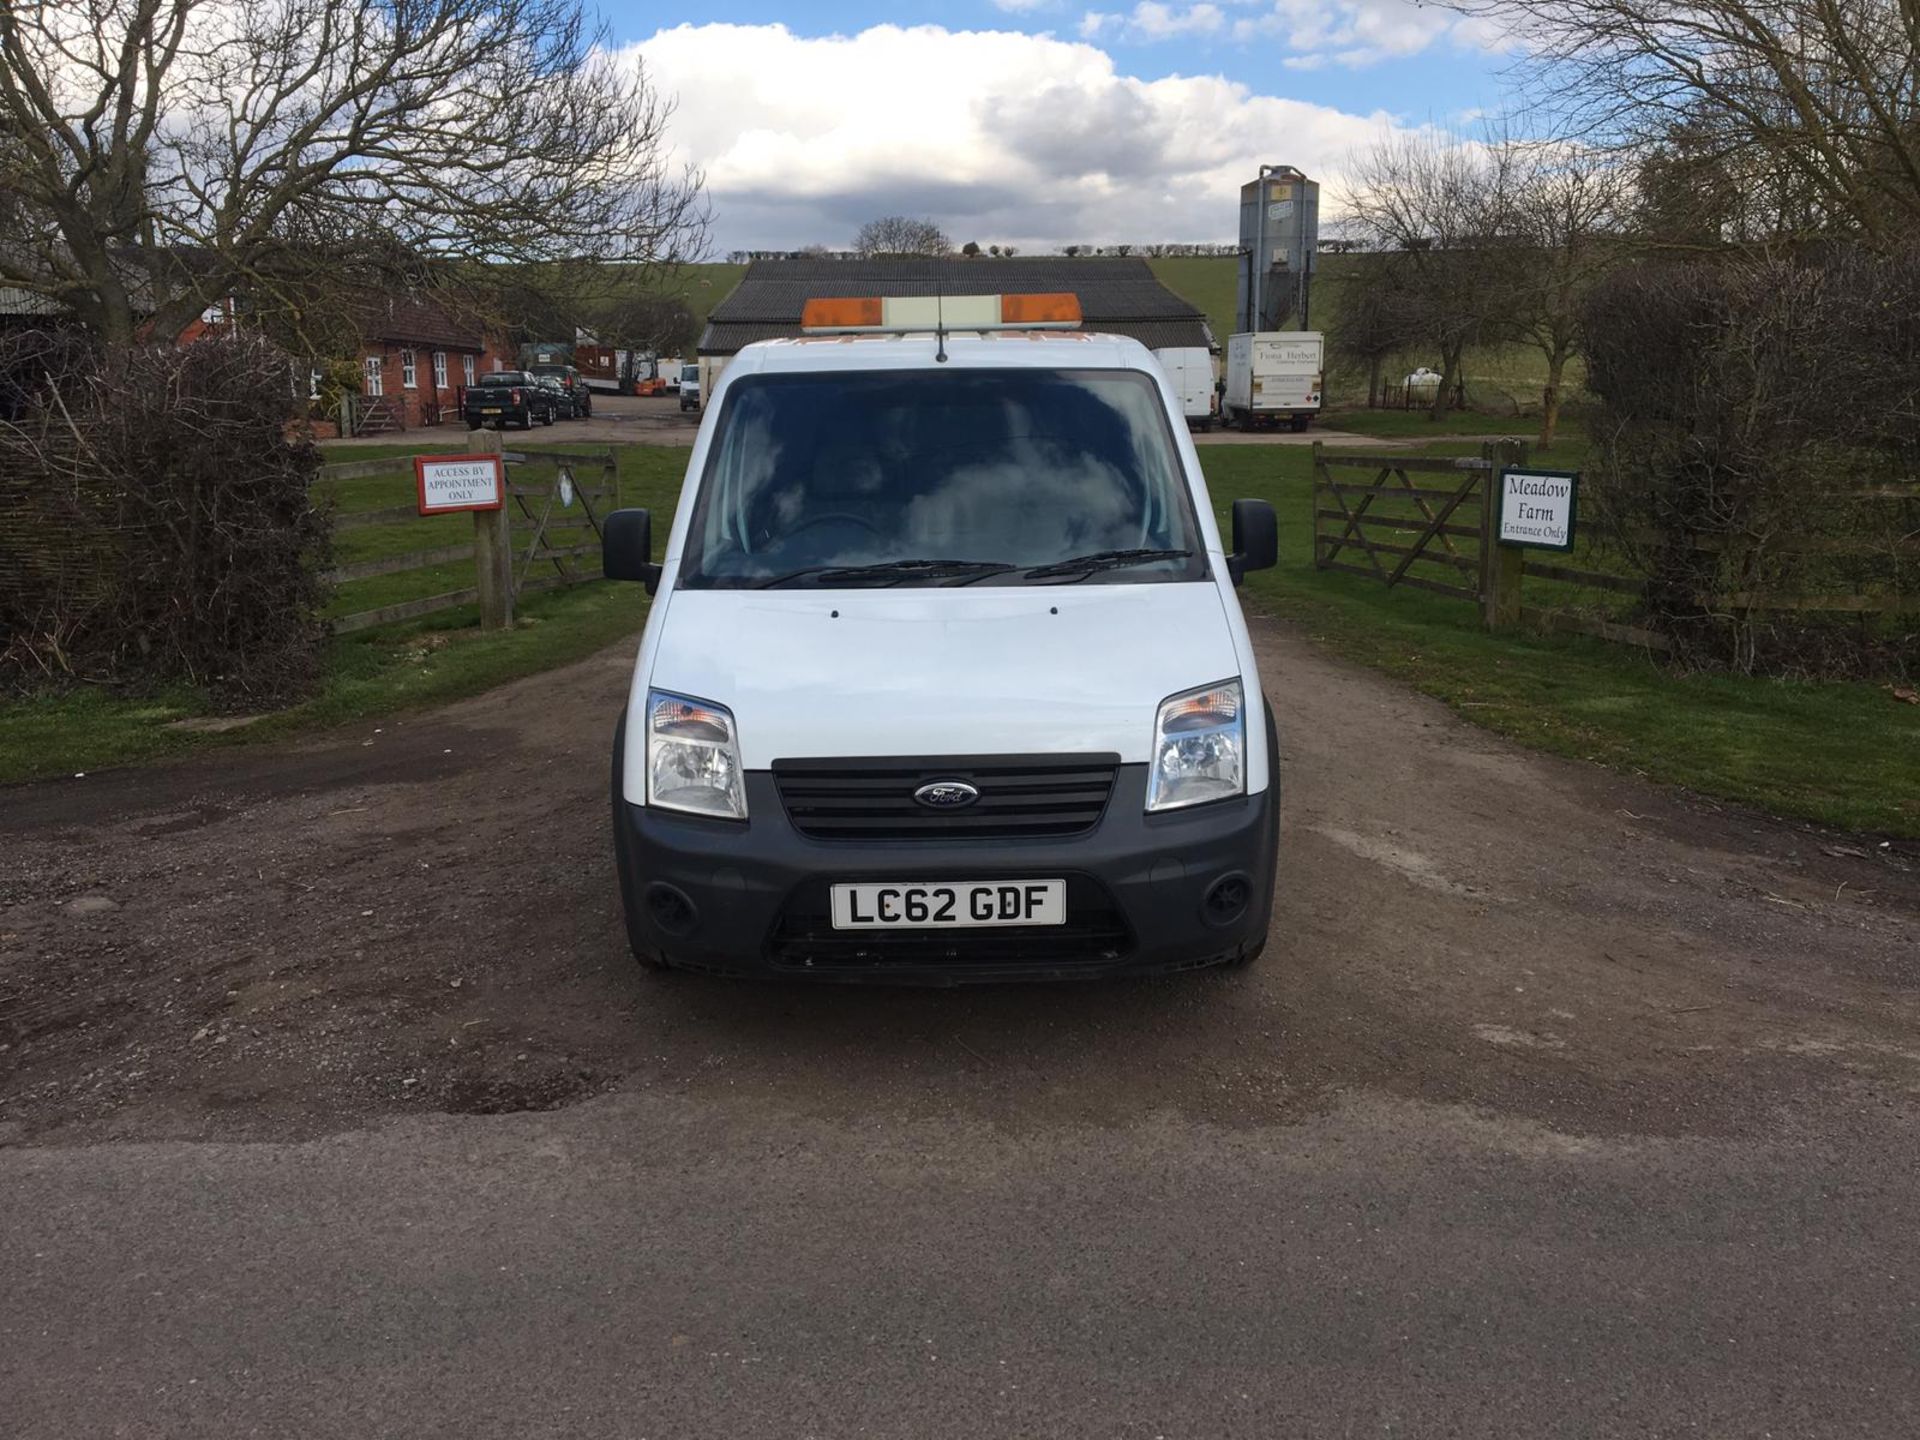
[800,293,1083,334]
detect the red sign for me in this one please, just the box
[414,454,505,515]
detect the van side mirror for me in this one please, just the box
[603,508,661,593]
[1228,499,1277,586]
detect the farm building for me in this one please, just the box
[344,294,515,435]
[695,255,1214,391]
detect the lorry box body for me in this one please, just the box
[1223,331,1323,432]
[1152,346,1216,431]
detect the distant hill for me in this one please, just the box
[655,262,746,328]
[1147,253,1366,344]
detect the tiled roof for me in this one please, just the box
[360,294,488,350]
[699,256,1213,356]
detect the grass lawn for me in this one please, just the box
[0,442,691,785]
[6,432,1914,838]
[1148,253,1583,422]
[1198,444,1920,837]
[1318,408,1577,442]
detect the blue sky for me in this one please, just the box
[598,3,1516,251]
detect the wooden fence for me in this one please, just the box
[1312,439,1670,650]
[322,446,620,634]
[1313,443,1919,654]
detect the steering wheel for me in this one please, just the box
[782,512,882,537]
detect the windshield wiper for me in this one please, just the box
[1016,548,1193,582]
[755,558,1016,589]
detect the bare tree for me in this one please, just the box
[0,0,706,345]
[589,291,697,385]
[1345,134,1522,420]
[1327,264,1418,409]
[1504,144,1632,446]
[1469,0,1920,244]
[853,216,951,257]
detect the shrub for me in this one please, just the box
[1580,250,1919,676]
[0,332,333,704]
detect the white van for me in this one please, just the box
[1152,346,1217,431]
[601,293,1280,981]
[678,362,701,411]
[1223,331,1324,432]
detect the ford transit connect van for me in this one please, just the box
[601,293,1279,981]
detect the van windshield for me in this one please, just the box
[679,369,1206,588]
[681,365,700,382]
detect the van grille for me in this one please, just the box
[771,754,1120,841]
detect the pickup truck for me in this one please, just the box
[463,372,555,430]
[529,363,593,417]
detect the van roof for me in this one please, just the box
[730,329,1153,377]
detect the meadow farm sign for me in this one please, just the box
[1497,468,1579,552]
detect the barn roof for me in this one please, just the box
[698,256,1213,357]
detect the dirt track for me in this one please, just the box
[3,615,1916,1147]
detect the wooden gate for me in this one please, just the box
[505,448,621,601]
[1312,440,1526,611]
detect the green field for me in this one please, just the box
[4,435,1913,837]
[0,443,692,784]
[1148,254,1579,420]
[655,261,745,330]
[1203,443,1919,836]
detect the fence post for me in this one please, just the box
[1309,440,1324,570]
[1481,439,1527,631]
[470,429,514,630]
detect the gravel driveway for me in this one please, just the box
[3,615,1916,1435]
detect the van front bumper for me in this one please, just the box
[613,766,1277,984]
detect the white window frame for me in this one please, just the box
[364,356,383,397]
[463,354,477,386]
[400,348,417,389]
[433,351,448,389]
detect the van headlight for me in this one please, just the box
[646,690,746,819]
[1146,680,1244,812]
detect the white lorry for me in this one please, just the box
[1222,332,1323,432]
[597,290,1281,982]
[1152,346,1217,432]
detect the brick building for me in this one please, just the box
[350,295,514,434]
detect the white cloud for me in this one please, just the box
[624,23,1418,252]
[1080,3,1226,42]
[1230,0,1480,66]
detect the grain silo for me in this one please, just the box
[1235,165,1320,333]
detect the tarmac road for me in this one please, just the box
[3,617,1917,1437]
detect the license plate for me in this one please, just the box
[830,880,1066,930]
[479,407,502,414]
